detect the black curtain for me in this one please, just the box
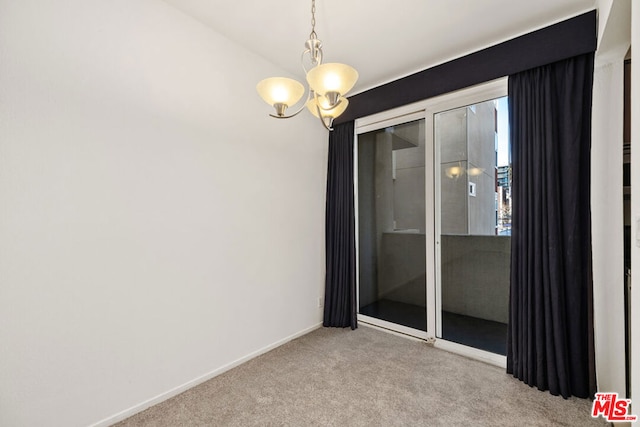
[323,121,357,329]
[507,53,595,398]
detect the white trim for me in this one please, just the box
[88,323,323,427]
[358,315,429,340]
[356,109,426,135]
[423,78,507,118]
[354,125,361,313]
[359,320,426,343]
[427,107,441,338]
[434,339,507,368]
[355,78,507,132]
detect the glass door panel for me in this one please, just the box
[357,119,427,332]
[435,97,510,355]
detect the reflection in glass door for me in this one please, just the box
[355,79,509,363]
[357,119,427,333]
[435,96,510,355]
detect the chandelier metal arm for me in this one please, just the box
[268,108,305,119]
[315,103,334,131]
[301,45,323,74]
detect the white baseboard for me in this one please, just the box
[89,322,323,427]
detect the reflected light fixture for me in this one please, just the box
[467,167,485,176]
[445,164,486,179]
[256,0,358,131]
[445,163,465,180]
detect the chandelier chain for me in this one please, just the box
[310,0,317,39]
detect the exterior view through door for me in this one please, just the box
[356,80,510,363]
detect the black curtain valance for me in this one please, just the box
[336,10,596,124]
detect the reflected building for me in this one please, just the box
[438,101,497,235]
[496,165,511,235]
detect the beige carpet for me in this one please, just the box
[115,325,606,426]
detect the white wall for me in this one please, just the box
[592,60,626,396]
[632,0,640,414]
[592,0,630,397]
[0,1,327,426]
[597,0,614,43]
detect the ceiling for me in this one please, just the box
[163,0,596,94]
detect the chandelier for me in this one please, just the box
[256,0,358,131]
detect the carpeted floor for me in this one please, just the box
[115,326,606,426]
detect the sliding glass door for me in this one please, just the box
[356,79,509,363]
[434,96,510,356]
[356,115,428,337]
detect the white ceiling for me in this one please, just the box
[164,0,596,94]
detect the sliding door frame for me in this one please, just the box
[354,108,430,340]
[427,78,507,367]
[354,78,508,367]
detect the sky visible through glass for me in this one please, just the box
[496,97,510,166]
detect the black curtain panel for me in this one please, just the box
[323,121,357,329]
[506,52,595,399]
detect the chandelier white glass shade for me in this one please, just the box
[306,63,358,97]
[256,0,358,131]
[256,78,306,118]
